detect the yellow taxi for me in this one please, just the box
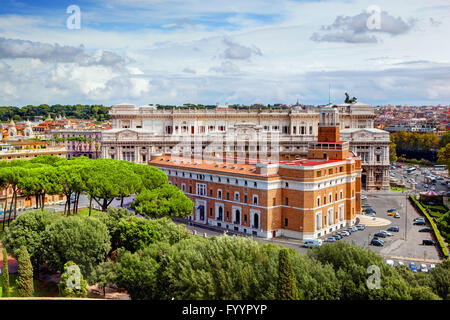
[387,209,398,216]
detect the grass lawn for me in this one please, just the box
[75,207,102,217]
[54,207,102,217]
[390,186,409,191]
[1,273,59,297]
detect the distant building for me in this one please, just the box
[150,107,362,239]
[103,101,390,190]
[51,129,103,159]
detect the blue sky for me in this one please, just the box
[0,0,449,106]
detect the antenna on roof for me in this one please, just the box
[328,83,331,105]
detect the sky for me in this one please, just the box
[0,0,449,107]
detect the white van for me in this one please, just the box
[386,259,395,267]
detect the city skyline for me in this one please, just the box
[0,0,450,106]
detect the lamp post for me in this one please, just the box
[405,193,408,241]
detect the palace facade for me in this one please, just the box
[150,107,362,239]
[102,102,390,190]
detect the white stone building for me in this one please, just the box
[102,102,390,190]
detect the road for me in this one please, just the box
[390,164,450,194]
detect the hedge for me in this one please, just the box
[409,194,449,258]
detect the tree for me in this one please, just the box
[275,249,298,300]
[16,246,34,297]
[41,216,110,277]
[389,134,398,162]
[428,258,450,299]
[1,209,61,273]
[131,184,194,219]
[438,130,450,149]
[2,248,9,296]
[58,261,88,298]
[114,216,191,253]
[437,143,450,175]
[82,159,141,212]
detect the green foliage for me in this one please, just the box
[391,131,440,154]
[58,261,88,298]
[16,246,34,297]
[438,130,450,149]
[437,143,450,175]
[428,258,450,299]
[2,248,9,296]
[131,185,194,218]
[94,207,134,239]
[309,241,439,299]
[1,210,62,270]
[115,216,191,253]
[437,211,450,241]
[275,249,299,300]
[40,215,110,276]
[0,104,110,121]
[389,134,398,162]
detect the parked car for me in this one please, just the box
[429,264,436,272]
[332,234,342,240]
[420,264,428,272]
[387,211,398,216]
[414,217,425,222]
[370,238,384,246]
[379,230,393,237]
[385,259,395,267]
[409,262,417,273]
[375,232,387,238]
[414,220,427,226]
[422,239,436,246]
[324,237,336,243]
[387,208,397,213]
[339,231,350,237]
[387,226,399,232]
[303,239,323,248]
[419,227,432,232]
[356,224,365,230]
[361,195,367,200]
[348,226,357,232]
[394,213,400,218]
[362,203,372,207]
[397,261,405,266]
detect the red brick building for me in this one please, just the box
[150,108,362,239]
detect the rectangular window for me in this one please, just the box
[284,218,288,227]
[253,196,258,205]
[285,197,289,206]
[227,192,230,200]
[196,183,206,196]
[244,195,247,203]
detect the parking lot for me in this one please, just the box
[332,191,442,265]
